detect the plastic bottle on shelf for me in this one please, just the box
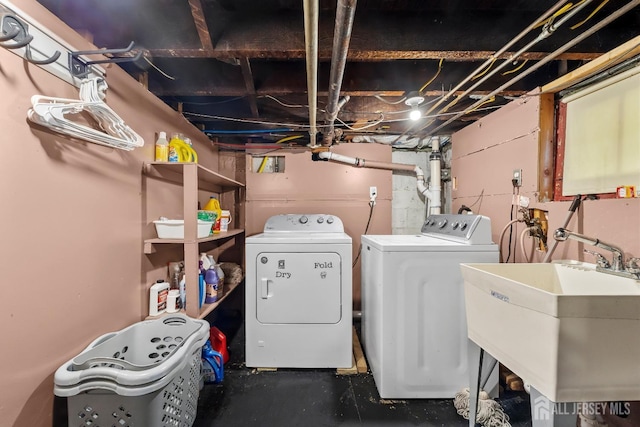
[204,262,219,304]
[216,262,225,298]
[149,280,170,316]
[168,133,182,162]
[166,289,179,313]
[154,131,168,162]
[179,274,186,310]
[203,197,222,234]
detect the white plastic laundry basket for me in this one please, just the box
[54,314,209,427]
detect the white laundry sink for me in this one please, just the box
[460,261,640,402]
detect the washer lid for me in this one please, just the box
[361,234,497,252]
[247,232,352,245]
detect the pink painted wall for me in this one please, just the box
[0,1,225,425]
[245,144,393,308]
[452,93,640,263]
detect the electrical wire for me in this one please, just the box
[143,56,176,80]
[374,95,407,105]
[465,96,496,114]
[419,58,444,93]
[571,0,609,29]
[262,94,310,109]
[336,114,385,130]
[471,58,496,81]
[257,135,304,172]
[353,200,375,268]
[502,59,529,76]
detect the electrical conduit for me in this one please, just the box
[390,0,571,145]
[428,0,640,136]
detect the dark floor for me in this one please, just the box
[195,295,533,427]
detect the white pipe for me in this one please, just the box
[317,141,442,215]
[303,0,319,147]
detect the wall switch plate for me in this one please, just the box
[512,169,522,187]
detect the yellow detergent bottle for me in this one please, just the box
[168,133,182,162]
[203,197,222,234]
[168,133,198,163]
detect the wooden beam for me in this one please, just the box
[152,88,529,97]
[542,35,640,94]
[147,48,602,62]
[188,0,214,51]
[239,57,259,118]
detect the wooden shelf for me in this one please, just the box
[143,160,244,318]
[197,279,243,319]
[143,162,244,192]
[144,229,245,254]
[145,279,243,321]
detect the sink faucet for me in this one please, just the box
[553,228,640,279]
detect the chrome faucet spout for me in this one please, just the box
[554,228,625,271]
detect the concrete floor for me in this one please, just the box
[194,301,533,427]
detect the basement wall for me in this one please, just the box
[452,91,640,263]
[245,144,392,309]
[0,1,225,425]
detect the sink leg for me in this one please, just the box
[529,386,578,427]
[467,339,484,427]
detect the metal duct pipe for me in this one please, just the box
[428,0,640,136]
[303,0,319,147]
[323,0,358,146]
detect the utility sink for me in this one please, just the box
[461,261,640,402]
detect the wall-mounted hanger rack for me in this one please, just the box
[0,0,105,86]
[70,41,143,78]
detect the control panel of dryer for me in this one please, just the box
[421,214,493,244]
[263,214,344,233]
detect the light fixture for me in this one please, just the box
[404,91,425,121]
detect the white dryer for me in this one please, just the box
[361,214,499,399]
[245,214,352,368]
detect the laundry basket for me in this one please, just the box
[54,314,209,427]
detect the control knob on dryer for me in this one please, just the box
[299,215,308,224]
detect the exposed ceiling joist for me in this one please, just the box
[187,0,214,51]
[147,48,602,62]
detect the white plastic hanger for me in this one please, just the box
[27,77,144,151]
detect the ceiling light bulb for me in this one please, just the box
[404,91,425,121]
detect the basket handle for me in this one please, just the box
[74,357,151,371]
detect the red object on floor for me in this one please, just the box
[210,326,230,364]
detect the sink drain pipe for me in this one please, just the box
[314,136,442,215]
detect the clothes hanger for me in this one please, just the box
[27,77,144,150]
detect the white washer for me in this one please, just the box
[361,214,499,399]
[245,214,352,368]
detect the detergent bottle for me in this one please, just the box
[203,197,222,234]
[204,261,219,304]
[168,133,182,162]
[154,131,168,162]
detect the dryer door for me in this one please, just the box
[255,252,342,324]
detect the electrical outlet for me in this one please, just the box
[512,169,522,187]
[369,186,378,201]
